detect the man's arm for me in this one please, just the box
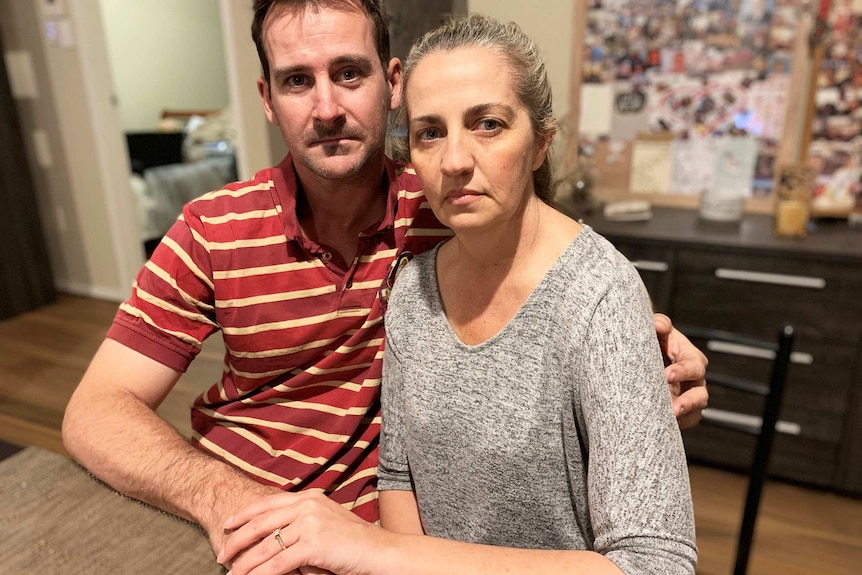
[654,313,709,429]
[62,339,281,555]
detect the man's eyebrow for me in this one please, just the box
[271,65,307,81]
[331,54,375,70]
[271,55,375,82]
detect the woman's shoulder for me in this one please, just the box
[546,227,651,321]
[386,244,442,315]
[557,226,635,281]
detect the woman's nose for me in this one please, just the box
[440,134,474,176]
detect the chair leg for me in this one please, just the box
[732,325,794,575]
[733,470,764,575]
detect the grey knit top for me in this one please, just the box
[378,227,697,574]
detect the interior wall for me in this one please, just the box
[0,0,140,302]
[218,0,282,179]
[0,22,55,319]
[98,0,230,132]
[467,0,573,121]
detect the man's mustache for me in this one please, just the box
[308,124,362,142]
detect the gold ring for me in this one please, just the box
[273,527,286,551]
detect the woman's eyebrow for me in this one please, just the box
[464,103,516,121]
[410,103,516,125]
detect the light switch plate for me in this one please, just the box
[3,50,39,99]
[32,129,54,168]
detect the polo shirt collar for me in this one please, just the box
[270,154,400,243]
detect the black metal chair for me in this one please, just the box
[681,324,795,575]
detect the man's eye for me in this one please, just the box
[479,119,501,131]
[341,69,358,81]
[287,75,306,87]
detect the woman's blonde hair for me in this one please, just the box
[398,14,557,203]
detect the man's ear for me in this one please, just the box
[257,77,277,124]
[387,57,403,111]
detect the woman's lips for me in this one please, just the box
[444,189,482,205]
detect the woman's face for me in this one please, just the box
[405,46,549,234]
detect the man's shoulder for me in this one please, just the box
[387,159,424,198]
[385,159,452,253]
[186,166,279,216]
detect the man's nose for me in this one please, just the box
[313,81,344,124]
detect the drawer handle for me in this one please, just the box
[631,260,669,273]
[715,268,826,289]
[706,340,814,365]
[702,407,802,435]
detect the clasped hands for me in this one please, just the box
[218,490,384,575]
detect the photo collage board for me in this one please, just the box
[578,0,807,204]
[807,0,862,215]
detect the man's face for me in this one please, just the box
[258,5,402,182]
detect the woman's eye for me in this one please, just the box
[479,119,501,131]
[418,128,440,141]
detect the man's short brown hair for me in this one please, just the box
[251,0,391,84]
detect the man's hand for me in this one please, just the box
[654,313,708,429]
[199,479,283,564]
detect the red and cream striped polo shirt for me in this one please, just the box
[107,155,451,522]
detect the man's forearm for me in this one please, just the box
[63,388,274,537]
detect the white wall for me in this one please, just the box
[98,0,230,131]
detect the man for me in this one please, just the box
[63,0,707,561]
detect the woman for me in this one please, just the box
[220,14,696,575]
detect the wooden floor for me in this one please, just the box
[2,294,861,574]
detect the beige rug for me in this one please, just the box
[0,447,224,574]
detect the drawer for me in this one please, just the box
[604,238,675,313]
[682,425,838,488]
[672,249,862,343]
[683,335,856,443]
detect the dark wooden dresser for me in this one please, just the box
[578,206,862,495]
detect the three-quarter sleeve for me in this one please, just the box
[377,335,414,491]
[575,264,698,574]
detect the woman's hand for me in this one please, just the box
[654,313,709,429]
[217,490,384,575]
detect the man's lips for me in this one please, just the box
[311,136,355,145]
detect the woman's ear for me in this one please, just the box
[532,128,556,171]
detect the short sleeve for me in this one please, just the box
[107,205,219,371]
